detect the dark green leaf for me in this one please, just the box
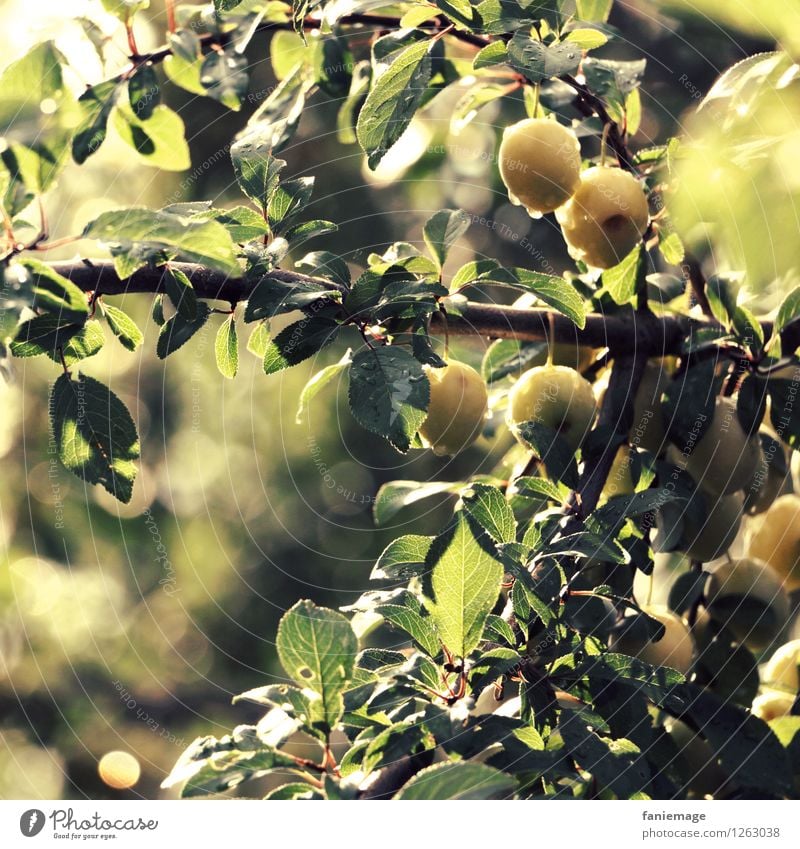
[423,209,471,271]
[128,62,159,120]
[396,762,515,800]
[348,347,429,452]
[507,31,582,84]
[72,78,122,164]
[200,50,249,111]
[161,266,198,321]
[263,316,339,375]
[101,303,143,351]
[514,421,580,490]
[15,259,89,321]
[156,303,212,358]
[230,136,286,211]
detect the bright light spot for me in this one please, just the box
[735,102,749,117]
[363,122,431,186]
[40,98,58,115]
[98,751,141,790]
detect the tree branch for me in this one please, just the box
[50,259,703,354]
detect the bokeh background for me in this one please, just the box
[0,0,787,798]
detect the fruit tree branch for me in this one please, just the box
[48,259,767,355]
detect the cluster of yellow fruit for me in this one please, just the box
[498,118,650,269]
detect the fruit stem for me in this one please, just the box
[532,83,541,118]
[600,122,611,168]
[546,311,555,366]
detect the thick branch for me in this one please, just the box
[51,259,701,354]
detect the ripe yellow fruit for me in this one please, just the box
[681,490,744,563]
[751,691,795,721]
[681,397,763,497]
[507,364,596,451]
[704,557,790,651]
[419,360,488,456]
[555,166,649,269]
[611,605,695,674]
[498,118,581,216]
[98,751,140,790]
[746,494,800,590]
[761,639,800,694]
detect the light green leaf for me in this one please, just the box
[215,317,238,379]
[112,103,190,171]
[510,269,587,328]
[295,351,351,423]
[565,28,610,50]
[84,208,240,277]
[602,244,646,305]
[423,209,471,271]
[374,479,462,526]
[396,762,515,800]
[348,347,430,453]
[276,600,357,734]
[429,512,503,658]
[102,303,143,351]
[50,372,139,503]
[72,77,122,164]
[371,534,433,581]
[659,230,685,265]
[576,0,613,22]
[101,0,149,23]
[356,39,433,169]
[15,259,89,321]
[460,482,517,544]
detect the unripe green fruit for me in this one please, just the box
[761,639,800,695]
[498,118,582,216]
[664,718,729,799]
[704,557,790,651]
[599,445,636,504]
[555,166,650,269]
[419,360,488,456]
[681,490,744,563]
[681,397,763,497]
[507,364,596,450]
[746,494,800,590]
[610,605,695,674]
[751,690,795,721]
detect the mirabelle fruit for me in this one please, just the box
[681,490,744,563]
[704,557,790,651]
[745,494,800,590]
[470,681,520,717]
[681,397,762,497]
[664,718,729,798]
[751,691,795,721]
[507,364,596,450]
[744,444,788,515]
[761,639,800,694]
[98,751,140,790]
[555,166,650,269]
[599,445,636,503]
[610,605,695,674]
[498,118,581,215]
[419,360,488,456]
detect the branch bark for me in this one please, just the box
[51,259,707,355]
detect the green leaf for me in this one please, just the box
[509,269,587,328]
[662,358,718,445]
[15,260,88,321]
[602,244,646,305]
[276,600,358,734]
[101,0,149,23]
[371,535,433,581]
[658,230,685,265]
[163,30,205,96]
[128,62,159,120]
[356,39,434,169]
[473,41,508,70]
[774,285,800,335]
[215,317,238,379]
[56,319,105,365]
[230,136,286,211]
[348,347,430,453]
[10,315,82,359]
[268,177,314,232]
[156,303,212,359]
[423,209,471,271]
[373,480,462,526]
[263,316,339,375]
[101,303,143,351]
[50,372,139,503]
[161,266,198,321]
[507,32,582,84]
[429,513,504,659]
[564,28,610,51]
[460,483,516,544]
[576,0,613,22]
[295,351,351,423]
[337,60,371,144]
[559,715,649,799]
[515,421,580,490]
[396,762,515,800]
[72,78,122,164]
[112,104,190,172]
[85,208,240,277]
[200,50,249,111]
[377,600,441,658]
[363,722,428,774]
